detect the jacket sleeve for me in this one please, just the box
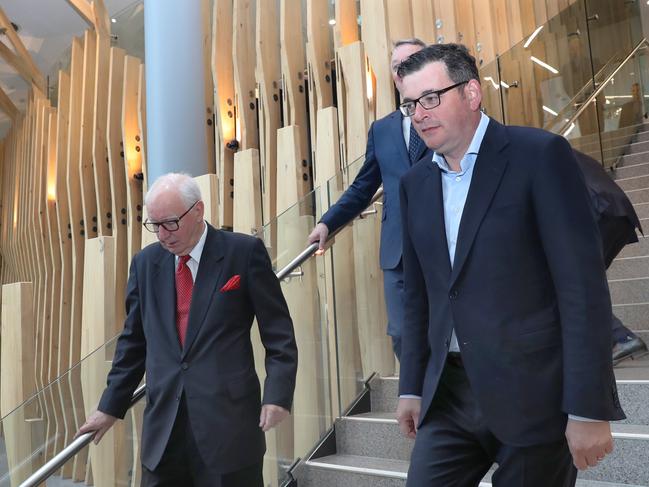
[320,122,383,233]
[248,237,298,411]
[532,136,624,421]
[98,258,147,419]
[397,175,431,396]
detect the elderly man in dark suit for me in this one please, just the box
[308,38,432,360]
[395,44,624,486]
[574,150,646,364]
[78,173,297,486]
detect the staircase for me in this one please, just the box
[293,123,649,487]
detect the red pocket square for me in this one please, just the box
[220,275,241,292]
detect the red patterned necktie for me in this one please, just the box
[175,254,194,347]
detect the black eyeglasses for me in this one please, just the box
[143,200,199,233]
[399,81,468,117]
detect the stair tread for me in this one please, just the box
[306,453,409,476]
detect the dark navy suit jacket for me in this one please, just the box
[320,110,430,270]
[98,225,297,472]
[399,119,625,446]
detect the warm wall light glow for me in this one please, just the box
[47,185,56,202]
[484,76,499,89]
[524,26,544,48]
[542,105,558,116]
[530,56,559,74]
[366,63,374,101]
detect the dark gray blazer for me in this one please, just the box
[98,225,297,472]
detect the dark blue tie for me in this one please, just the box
[408,123,423,164]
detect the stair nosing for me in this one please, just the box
[305,456,408,479]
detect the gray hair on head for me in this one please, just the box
[144,173,202,208]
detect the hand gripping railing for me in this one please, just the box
[19,187,384,487]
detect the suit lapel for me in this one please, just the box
[425,161,453,279]
[449,121,509,288]
[386,111,412,170]
[152,249,180,354]
[182,225,225,358]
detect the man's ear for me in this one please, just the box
[465,79,483,111]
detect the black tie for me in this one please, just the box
[408,123,423,164]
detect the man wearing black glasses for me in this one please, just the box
[77,173,297,486]
[308,38,431,360]
[394,44,624,486]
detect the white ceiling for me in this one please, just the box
[0,0,143,138]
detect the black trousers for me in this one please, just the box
[141,397,264,487]
[407,359,577,487]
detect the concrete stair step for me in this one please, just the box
[608,256,649,280]
[300,424,649,486]
[632,202,649,219]
[619,236,649,258]
[614,162,649,179]
[623,139,649,155]
[608,277,649,304]
[613,304,649,331]
[618,151,649,168]
[626,188,649,204]
[615,175,649,192]
[336,413,411,461]
[299,454,407,486]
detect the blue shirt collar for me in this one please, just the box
[432,112,490,174]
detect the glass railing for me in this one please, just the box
[480,0,645,162]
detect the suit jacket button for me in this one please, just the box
[449,290,459,299]
[181,362,189,370]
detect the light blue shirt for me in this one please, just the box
[433,112,490,351]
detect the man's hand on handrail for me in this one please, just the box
[307,222,331,255]
[76,410,118,444]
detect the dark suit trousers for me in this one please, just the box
[407,359,577,487]
[141,396,264,487]
[383,261,405,360]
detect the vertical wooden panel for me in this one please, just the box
[432,0,457,44]
[201,0,216,175]
[54,68,77,478]
[79,30,99,242]
[314,106,361,416]
[233,0,259,150]
[306,0,334,170]
[518,0,538,37]
[360,0,395,119]
[276,126,306,215]
[233,149,263,235]
[335,0,359,48]
[212,0,236,229]
[195,174,219,225]
[472,0,496,66]
[386,0,414,41]
[491,0,512,55]
[411,0,436,44]
[106,47,128,333]
[122,55,144,265]
[92,35,113,237]
[256,0,282,223]
[280,0,309,181]
[507,0,525,45]
[454,0,477,55]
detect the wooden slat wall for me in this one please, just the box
[0,2,611,485]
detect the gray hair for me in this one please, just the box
[145,173,202,208]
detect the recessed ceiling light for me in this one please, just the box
[111,18,117,23]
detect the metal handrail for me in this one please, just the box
[559,38,649,136]
[19,187,384,487]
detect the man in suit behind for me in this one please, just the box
[395,44,624,486]
[78,173,298,486]
[308,38,431,360]
[574,150,647,364]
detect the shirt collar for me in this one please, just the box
[175,221,208,265]
[433,112,490,174]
